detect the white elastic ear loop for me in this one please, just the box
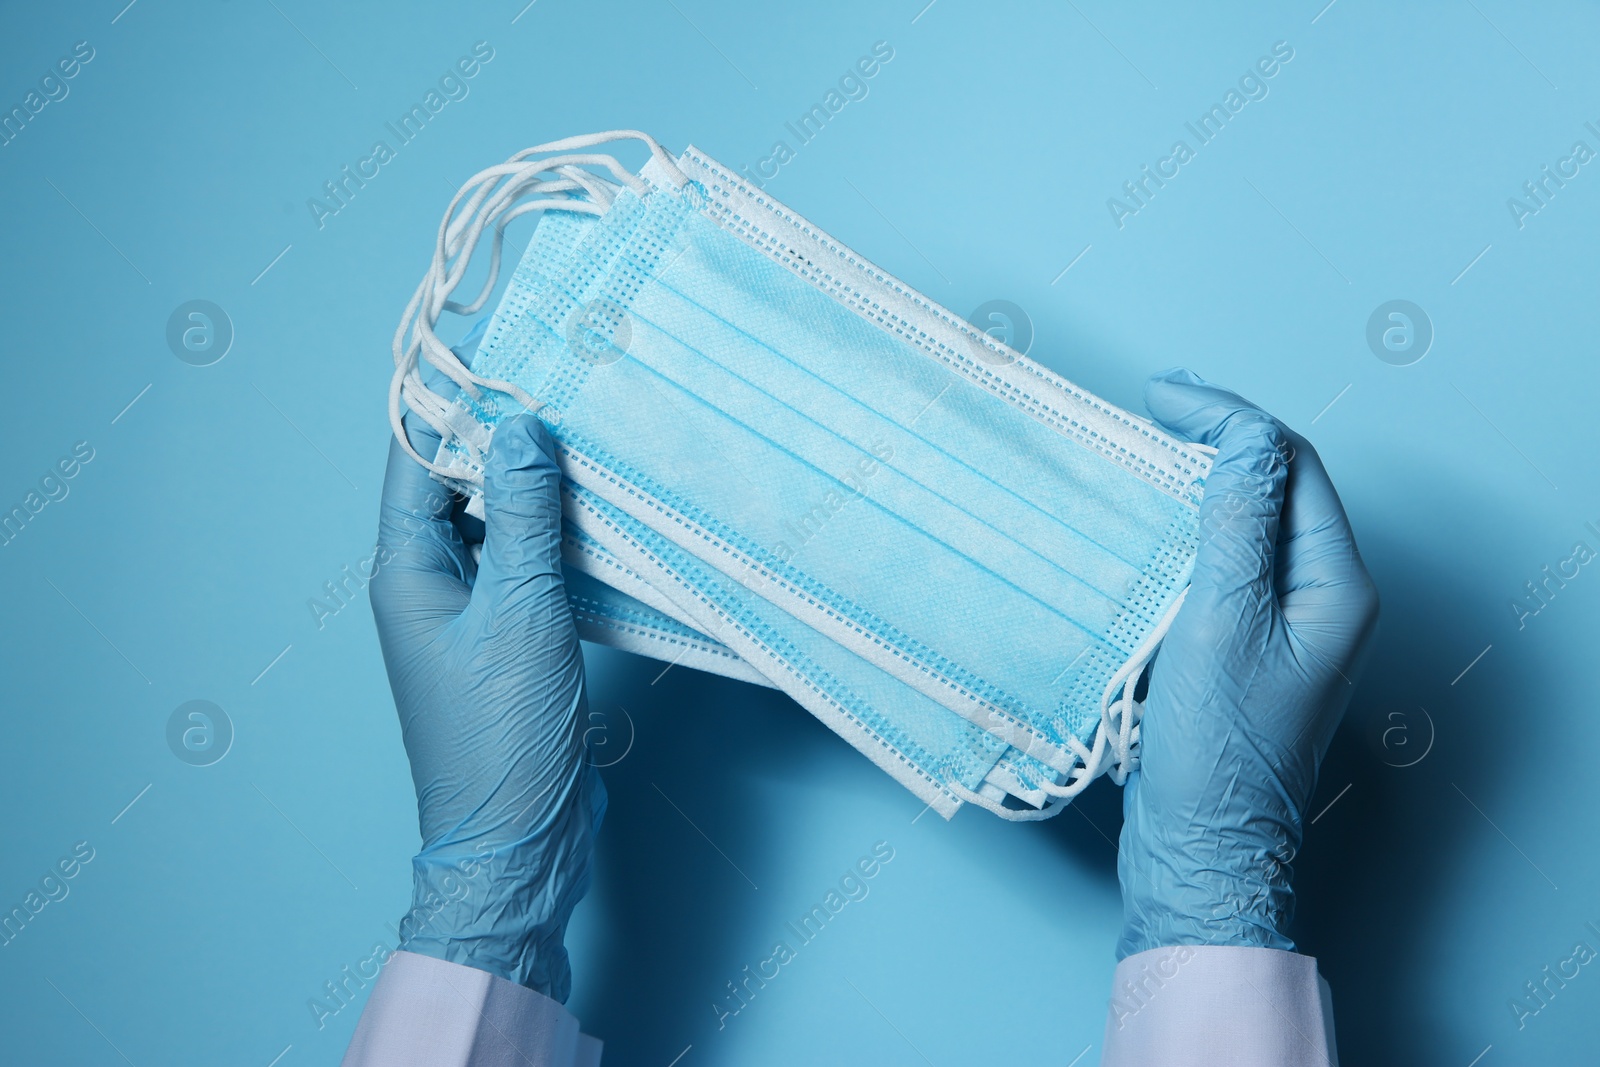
[552,164,620,208]
[428,161,607,298]
[434,131,682,279]
[413,153,642,370]
[945,781,1064,821]
[1097,589,1186,785]
[1104,661,1147,787]
[431,163,607,314]
[434,189,596,326]
[390,135,677,476]
[423,137,675,322]
[1029,732,1107,801]
[972,591,1187,804]
[444,179,591,317]
[417,193,599,391]
[509,129,688,189]
[966,706,1096,778]
[437,151,632,252]
[1012,587,1187,803]
[947,716,1112,816]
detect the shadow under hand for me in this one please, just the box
[565,645,837,1064]
[1294,526,1558,1067]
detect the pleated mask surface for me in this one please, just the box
[391,132,1213,819]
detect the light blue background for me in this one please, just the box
[2,1,1596,1064]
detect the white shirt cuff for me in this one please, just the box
[342,950,601,1067]
[1101,945,1338,1067]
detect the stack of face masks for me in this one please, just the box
[390,131,1212,820]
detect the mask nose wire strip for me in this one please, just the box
[389,132,687,477]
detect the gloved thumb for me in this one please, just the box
[471,414,568,618]
[1144,368,1289,624]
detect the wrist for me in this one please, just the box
[1117,863,1297,957]
[397,848,573,997]
[397,760,604,998]
[1117,808,1299,958]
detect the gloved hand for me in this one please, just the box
[370,389,602,999]
[1117,369,1379,957]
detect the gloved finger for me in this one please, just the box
[469,414,575,630]
[372,436,473,638]
[418,334,490,546]
[1272,427,1380,662]
[387,330,467,523]
[454,315,490,370]
[370,343,478,629]
[384,398,451,525]
[1144,368,1289,627]
[1273,428,1368,591]
[386,320,494,529]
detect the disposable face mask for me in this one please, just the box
[391,132,1212,819]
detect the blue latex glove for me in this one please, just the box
[370,390,602,999]
[1117,369,1379,957]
